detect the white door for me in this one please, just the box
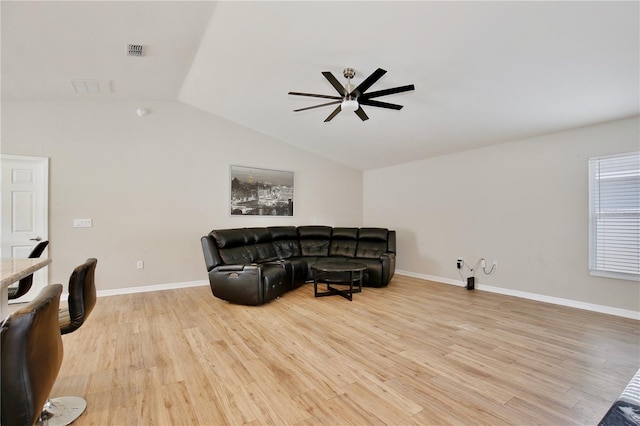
[1,155,49,303]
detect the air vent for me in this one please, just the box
[127,44,145,57]
[70,79,112,94]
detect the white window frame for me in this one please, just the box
[588,151,640,281]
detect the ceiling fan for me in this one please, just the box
[288,67,415,122]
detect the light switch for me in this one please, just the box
[73,218,92,228]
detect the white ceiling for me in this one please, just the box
[3,1,638,171]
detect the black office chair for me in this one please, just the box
[1,284,64,425]
[42,258,98,425]
[8,240,50,300]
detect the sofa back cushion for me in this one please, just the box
[209,226,393,264]
[211,229,253,264]
[356,228,389,259]
[212,228,278,264]
[329,227,358,257]
[298,226,332,256]
[245,227,278,262]
[268,226,301,259]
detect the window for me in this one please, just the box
[588,152,640,281]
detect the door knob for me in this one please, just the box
[29,237,42,241]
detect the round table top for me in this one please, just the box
[311,261,367,273]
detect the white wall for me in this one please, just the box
[364,117,640,314]
[2,100,363,291]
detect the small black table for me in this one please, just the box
[311,261,366,301]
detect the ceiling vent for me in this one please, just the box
[127,44,145,57]
[70,79,112,94]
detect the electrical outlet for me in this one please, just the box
[456,257,463,269]
[136,260,144,269]
[481,258,486,268]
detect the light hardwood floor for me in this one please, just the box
[50,275,639,425]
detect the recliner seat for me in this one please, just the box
[201,226,396,306]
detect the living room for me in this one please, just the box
[1,1,638,424]
[3,0,638,316]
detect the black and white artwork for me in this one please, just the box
[230,166,294,216]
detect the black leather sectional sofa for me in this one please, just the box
[200,226,396,305]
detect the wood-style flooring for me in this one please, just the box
[51,275,639,425]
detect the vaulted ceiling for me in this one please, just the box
[3,1,638,171]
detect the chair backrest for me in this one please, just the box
[28,240,49,259]
[1,284,64,426]
[61,258,97,335]
[9,240,50,300]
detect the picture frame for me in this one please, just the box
[230,165,294,216]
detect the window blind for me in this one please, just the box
[588,152,640,281]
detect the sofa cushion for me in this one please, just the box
[218,246,253,265]
[212,229,253,264]
[268,226,302,259]
[245,227,278,262]
[329,227,358,257]
[212,228,247,248]
[298,226,332,256]
[356,228,389,259]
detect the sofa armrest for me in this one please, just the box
[387,230,396,253]
[217,264,257,272]
[209,264,263,305]
[201,235,223,272]
[379,252,396,284]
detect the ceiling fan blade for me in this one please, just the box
[354,106,369,121]
[360,84,415,100]
[351,68,387,97]
[359,99,404,110]
[293,100,341,112]
[321,72,347,96]
[324,105,342,122]
[288,91,342,100]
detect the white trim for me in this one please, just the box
[396,270,640,320]
[59,272,640,321]
[60,280,209,301]
[397,269,464,287]
[589,269,640,282]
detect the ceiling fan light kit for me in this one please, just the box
[341,99,359,112]
[288,67,415,122]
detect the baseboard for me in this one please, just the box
[66,272,639,321]
[60,280,209,301]
[397,270,465,287]
[396,269,640,320]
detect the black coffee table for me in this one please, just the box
[311,261,367,301]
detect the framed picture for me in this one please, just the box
[230,165,294,216]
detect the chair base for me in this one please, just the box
[38,396,87,426]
